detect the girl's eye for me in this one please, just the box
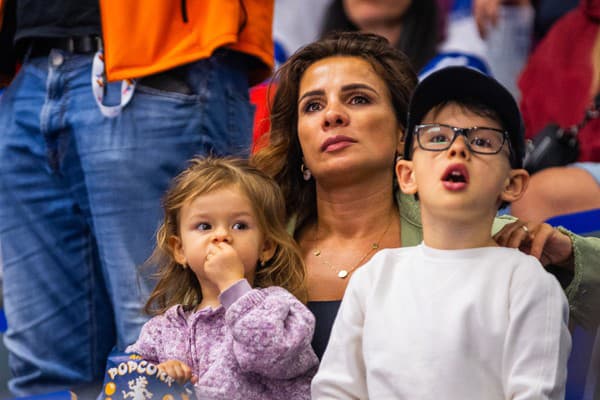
[196,223,211,231]
[349,95,369,105]
[232,222,248,230]
[303,102,323,113]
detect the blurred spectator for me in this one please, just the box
[511,0,600,222]
[441,0,534,99]
[319,0,440,72]
[533,0,579,43]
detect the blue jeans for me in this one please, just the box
[0,49,253,396]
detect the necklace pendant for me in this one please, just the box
[372,243,379,249]
[337,270,349,279]
[313,249,321,257]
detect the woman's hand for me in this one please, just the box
[494,220,574,271]
[157,359,198,386]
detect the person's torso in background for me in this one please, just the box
[15,0,100,44]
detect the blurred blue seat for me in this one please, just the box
[13,391,74,400]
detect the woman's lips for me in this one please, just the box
[321,135,357,152]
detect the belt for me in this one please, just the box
[28,35,102,57]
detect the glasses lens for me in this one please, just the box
[467,128,505,153]
[417,125,455,150]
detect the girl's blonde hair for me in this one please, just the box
[145,157,307,315]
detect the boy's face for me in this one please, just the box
[396,103,529,221]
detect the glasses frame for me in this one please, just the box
[413,123,510,156]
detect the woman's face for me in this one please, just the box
[297,56,402,183]
[343,0,412,30]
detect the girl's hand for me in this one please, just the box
[494,220,574,271]
[157,359,198,386]
[204,242,246,292]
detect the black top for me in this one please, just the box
[307,300,341,360]
[15,0,101,44]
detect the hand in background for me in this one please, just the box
[494,220,574,270]
[157,359,198,386]
[473,0,530,38]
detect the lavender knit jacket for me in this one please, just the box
[126,280,319,400]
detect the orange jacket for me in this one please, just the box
[99,0,274,84]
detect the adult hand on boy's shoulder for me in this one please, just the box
[494,220,574,271]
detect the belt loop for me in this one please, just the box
[66,37,75,53]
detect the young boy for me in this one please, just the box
[311,66,571,399]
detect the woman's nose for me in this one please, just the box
[322,104,349,129]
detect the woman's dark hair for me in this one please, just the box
[252,31,418,236]
[320,0,439,72]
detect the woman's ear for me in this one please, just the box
[396,128,405,155]
[168,235,187,266]
[500,168,530,203]
[396,159,418,194]
[260,238,277,265]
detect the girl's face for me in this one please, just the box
[170,185,274,285]
[297,56,402,183]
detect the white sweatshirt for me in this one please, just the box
[312,244,571,400]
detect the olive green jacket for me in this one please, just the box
[397,191,600,330]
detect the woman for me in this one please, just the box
[252,31,600,359]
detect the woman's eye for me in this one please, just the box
[304,102,323,113]
[232,222,248,230]
[196,223,211,231]
[349,95,369,105]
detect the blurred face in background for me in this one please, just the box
[343,0,412,31]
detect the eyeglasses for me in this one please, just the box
[414,123,509,155]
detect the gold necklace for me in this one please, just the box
[312,215,394,279]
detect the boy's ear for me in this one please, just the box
[168,235,187,266]
[260,238,277,264]
[396,159,418,194]
[500,168,530,203]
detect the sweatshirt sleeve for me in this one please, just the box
[222,281,319,379]
[503,258,571,400]
[311,270,369,399]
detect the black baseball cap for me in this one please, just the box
[403,66,525,168]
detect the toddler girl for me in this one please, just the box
[126,157,318,400]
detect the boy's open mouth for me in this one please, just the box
[441,164,469,188]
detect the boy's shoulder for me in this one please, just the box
[355,246,421,278]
